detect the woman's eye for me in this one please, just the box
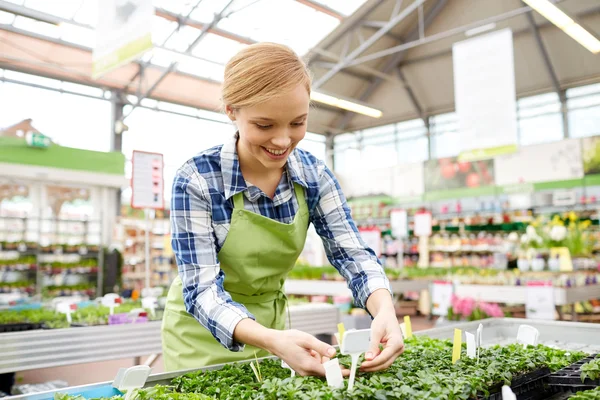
[255,124,272,129]
[292,122,305,127]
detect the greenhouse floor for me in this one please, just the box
[14,316,436,388]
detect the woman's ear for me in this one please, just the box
[225,106,236,121]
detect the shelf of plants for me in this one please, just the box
[0,215,104,298]
[0,302,340,374]
[11,318,600,400]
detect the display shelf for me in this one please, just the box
[284,279,431,297]
[454,283,600,320]
[11,318,600,400]
[0,303,340,375]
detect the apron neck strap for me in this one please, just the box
[232,183,307,210]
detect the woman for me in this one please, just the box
[162,42,404,376]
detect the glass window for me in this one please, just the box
[567,84,600,138]
[430,113,460,158]
[397,136,429,163]
[0,82,111,152]
[517,92,563,145]
[298,132,326,161]
[518,114,563,146]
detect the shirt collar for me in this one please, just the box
[220,134,308,200]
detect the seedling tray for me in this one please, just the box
[480,367,552,400]
[548,354,600,389]
[0,323,43,333]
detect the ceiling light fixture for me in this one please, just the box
[310,91,382,118]
[522,0,600,54]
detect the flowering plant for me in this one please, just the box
[446,295,505,321]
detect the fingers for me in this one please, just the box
[366,324,385,362]
[301,333,336,359]
[360,341,405,372]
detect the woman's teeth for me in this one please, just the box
[265,148,287,155]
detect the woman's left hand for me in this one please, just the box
[359,306,405,372]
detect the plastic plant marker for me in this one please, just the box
[477,323,483,363]
[501,385,517,400]
[129,308,148,324]
[452,329,462,364]
[323,358,344,389]
[403,316,413,338]
[112,365,151,400]
[102,294,122,315]
[517,324,539,348]
[337,322,346,346]
[56,302,77,324]
[141,296,157,318]
[341,329,371,391]
[399,322,407,339]
[466,332,476,358]
[281,360,295,377]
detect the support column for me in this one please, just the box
[110,90,127,217]
[325,132,335,171]
[560,91,569,138]
[425,117,433,159]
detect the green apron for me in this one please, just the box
[162,183,309,371]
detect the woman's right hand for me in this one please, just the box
[266,329,350,377]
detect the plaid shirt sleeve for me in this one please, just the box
[170,162,255,352]
[310,163,393,309]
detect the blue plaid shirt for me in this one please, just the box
[170,135,391,351]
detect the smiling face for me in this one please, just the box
[227,84,310,172]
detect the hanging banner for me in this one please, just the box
[93,0,154,78]
[495,139,583,186]
[453,29,518,156]
[424,157,495,192]
[131,150,164,210]
[582,137,600,176]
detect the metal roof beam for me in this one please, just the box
[310,47,400,83]
[335,0,448,130]
[154,8,255,45]
[125,1,236,118]
[396,67,424,121]
[361,23,405,42]
[313,0,425,89]
[346,0,564,67]
[295,0,343,20]
[311,61,373,81]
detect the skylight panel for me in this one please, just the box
[217,0,339,55]
[149,47,177,67]
[188,0,230,23]
[61,81,104,97]
[3,0,25,5]
[163,25,201,52]
[13,15,60,38]
[152,15,178,45]
[4,70,62,89]
[154,0,195,16]
[0,10,16,24]
[191,33,246,64]
[24,0,82,20]
[60,23,95,48]
[73,0,98,27]
[176,56,225,82]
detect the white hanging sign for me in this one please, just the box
[358,227,382,257]
[413,212,432,237]
[431,281,453,316]
[453,28,518,154]
[131,151,164,210]
[390,209,408,238]
[93,0,154,78]
[526,281,556,320]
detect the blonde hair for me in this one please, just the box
[221,42,312,110]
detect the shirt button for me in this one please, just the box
[238,210,243,216]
